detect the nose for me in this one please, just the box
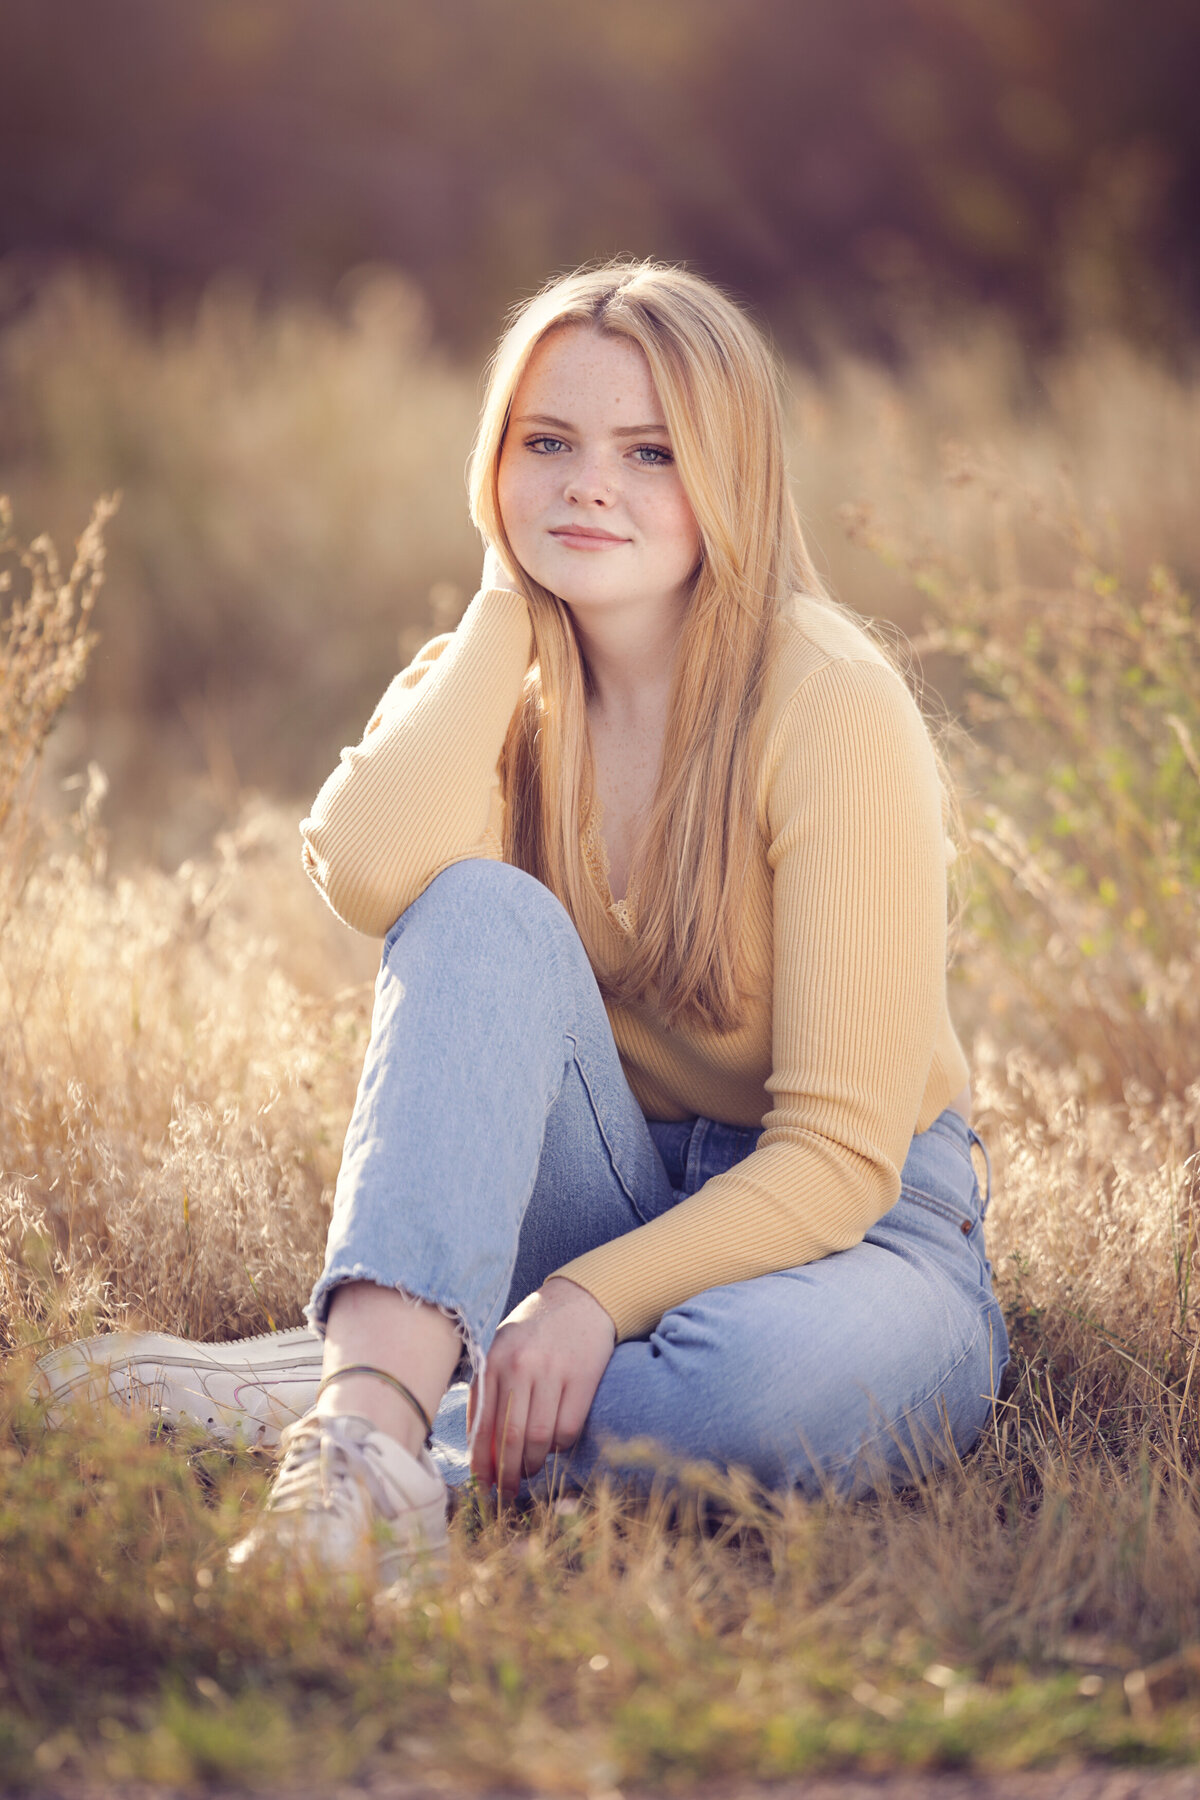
[562,451,615,506]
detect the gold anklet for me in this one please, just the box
[316,1364,434,1445]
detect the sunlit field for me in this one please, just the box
[1,271,1198,1789]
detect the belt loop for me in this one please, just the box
[967,1125,993,1218]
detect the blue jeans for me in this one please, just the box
[309,860,1009,1498]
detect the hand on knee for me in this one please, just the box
[468,1277,616,1495]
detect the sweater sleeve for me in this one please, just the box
[553,658,949,1341]
[300,586,533,936]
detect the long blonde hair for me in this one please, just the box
[468,261,825,1033]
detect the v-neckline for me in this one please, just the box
[582,796,637,933]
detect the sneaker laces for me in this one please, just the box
[267,1414,403,1526]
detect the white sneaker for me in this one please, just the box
[32,1326,324,1447]
[227,1410,449,1594]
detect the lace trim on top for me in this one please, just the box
[581,798,637,934]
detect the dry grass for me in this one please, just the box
[0,492,113,894]
[0,266,482,846]
[0,281,1198,1786]
[3,266,1199,851]
[0,806,360,1350]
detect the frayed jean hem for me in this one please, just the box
[306,1265,485,1402]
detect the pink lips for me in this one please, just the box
[549,526,627,549]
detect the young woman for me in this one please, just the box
[39,262,1008,1592]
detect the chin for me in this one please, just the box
[523,566,616,607]
[552,582,629,611]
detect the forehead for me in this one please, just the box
[514,324,660,419]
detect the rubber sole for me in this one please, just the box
[32,1325,325,1447]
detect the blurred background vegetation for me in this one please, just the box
[1,17,1199,1767]
[2,0,1199,857]
[7,0,1199,351]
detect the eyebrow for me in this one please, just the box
[512,412,670,437]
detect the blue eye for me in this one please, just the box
[633,445,673,465]
[527,435,567,455]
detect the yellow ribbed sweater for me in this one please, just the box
[301,585,969,1341]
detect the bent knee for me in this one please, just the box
[382,858,595,999]
[388,857,568,944]
[425,857,542,906]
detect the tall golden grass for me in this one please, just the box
[3,266,1198,842]
[0,271,1198,1784]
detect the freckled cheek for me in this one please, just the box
[496,465,537,549]
[658,495,702,568]
[497,473,559,582]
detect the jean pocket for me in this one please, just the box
[899,1180,978,1235]
[685,1117,764,1192]
[888,1116,1001,1298]
[645,1118,695,1193]
[631,1182,691,1226]
[899,1114,980,1230]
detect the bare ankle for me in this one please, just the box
[317,1282,463,1459]
[315,1371,428,1458]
